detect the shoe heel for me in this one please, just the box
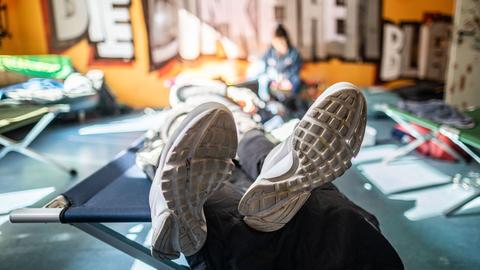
[243,191,311,232]
[151,211,180,259]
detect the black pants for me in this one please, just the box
[187,130,404,270]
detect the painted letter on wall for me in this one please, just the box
[45,0,134,60]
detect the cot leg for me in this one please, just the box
[0,135,15,158]
[0,112,76,175]
[20,112,56,147]
[446,135,480,165]
[444,190,480,217]
[17,146,76,175]
[381,109,432,163]
[383,137,426,164]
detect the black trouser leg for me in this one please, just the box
[237,129,274,180]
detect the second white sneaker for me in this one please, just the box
[238,82,367,232]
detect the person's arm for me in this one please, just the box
[261,47,273,65]
[285,49,302,79]
[276,49,302,91]
[257,48,270,73]
[250,48,273,80]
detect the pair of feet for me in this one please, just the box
[149,82,367,259]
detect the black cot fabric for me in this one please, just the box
[59,131,403,269]
[61,146,151,223]
[236,129,273,180]
[58,140,251,224]
[187,130,404,270]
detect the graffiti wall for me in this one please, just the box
[160,0,383,62]
[44,0,135,60]
[42,0,454,82]
[0,0,455,108]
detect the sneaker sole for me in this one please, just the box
[151,102,237,256]
[238,82,366,231]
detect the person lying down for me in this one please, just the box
[136,82,404,270]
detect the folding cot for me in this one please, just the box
[0,84,101,173]
[377,104,480,216]
[9,139,189,270]
[0,103,76,175]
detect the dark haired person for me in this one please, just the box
[257,24,303,102]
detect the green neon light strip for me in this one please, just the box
[0,55,74,79]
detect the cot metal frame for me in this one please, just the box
[9,196,188,270]
[440,125,480,216]
[377,104,480,216]
[0,104,76,175]
[378,105,465,164]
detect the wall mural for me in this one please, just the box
[142,0,178,70]
[142,0,382,64]
[43,0,454,82]
[381,14,452,81]
[43,0,134,60]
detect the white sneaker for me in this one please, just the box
[136,107,190,180]
[183,94,263,142]
[238,82,367,232]
[150,102,237,258]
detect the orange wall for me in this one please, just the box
[1,0,174,108]
[0,0,454,108]
[0,1,19,54]
[1,0,48,54]
[384,0,454,23]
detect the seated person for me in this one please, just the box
[139,82,403,269]
[253,24,303,102]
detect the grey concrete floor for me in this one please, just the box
[337,117,480,270]
[0,114,479,270]
[0,114,148,270]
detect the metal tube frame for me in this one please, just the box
[444,189,480,216]
[9,207,188,270]
[380,105,480,217]
[381,107,465,164]
[0,107,75,175]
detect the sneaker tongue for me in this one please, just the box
[260,139,295,180]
